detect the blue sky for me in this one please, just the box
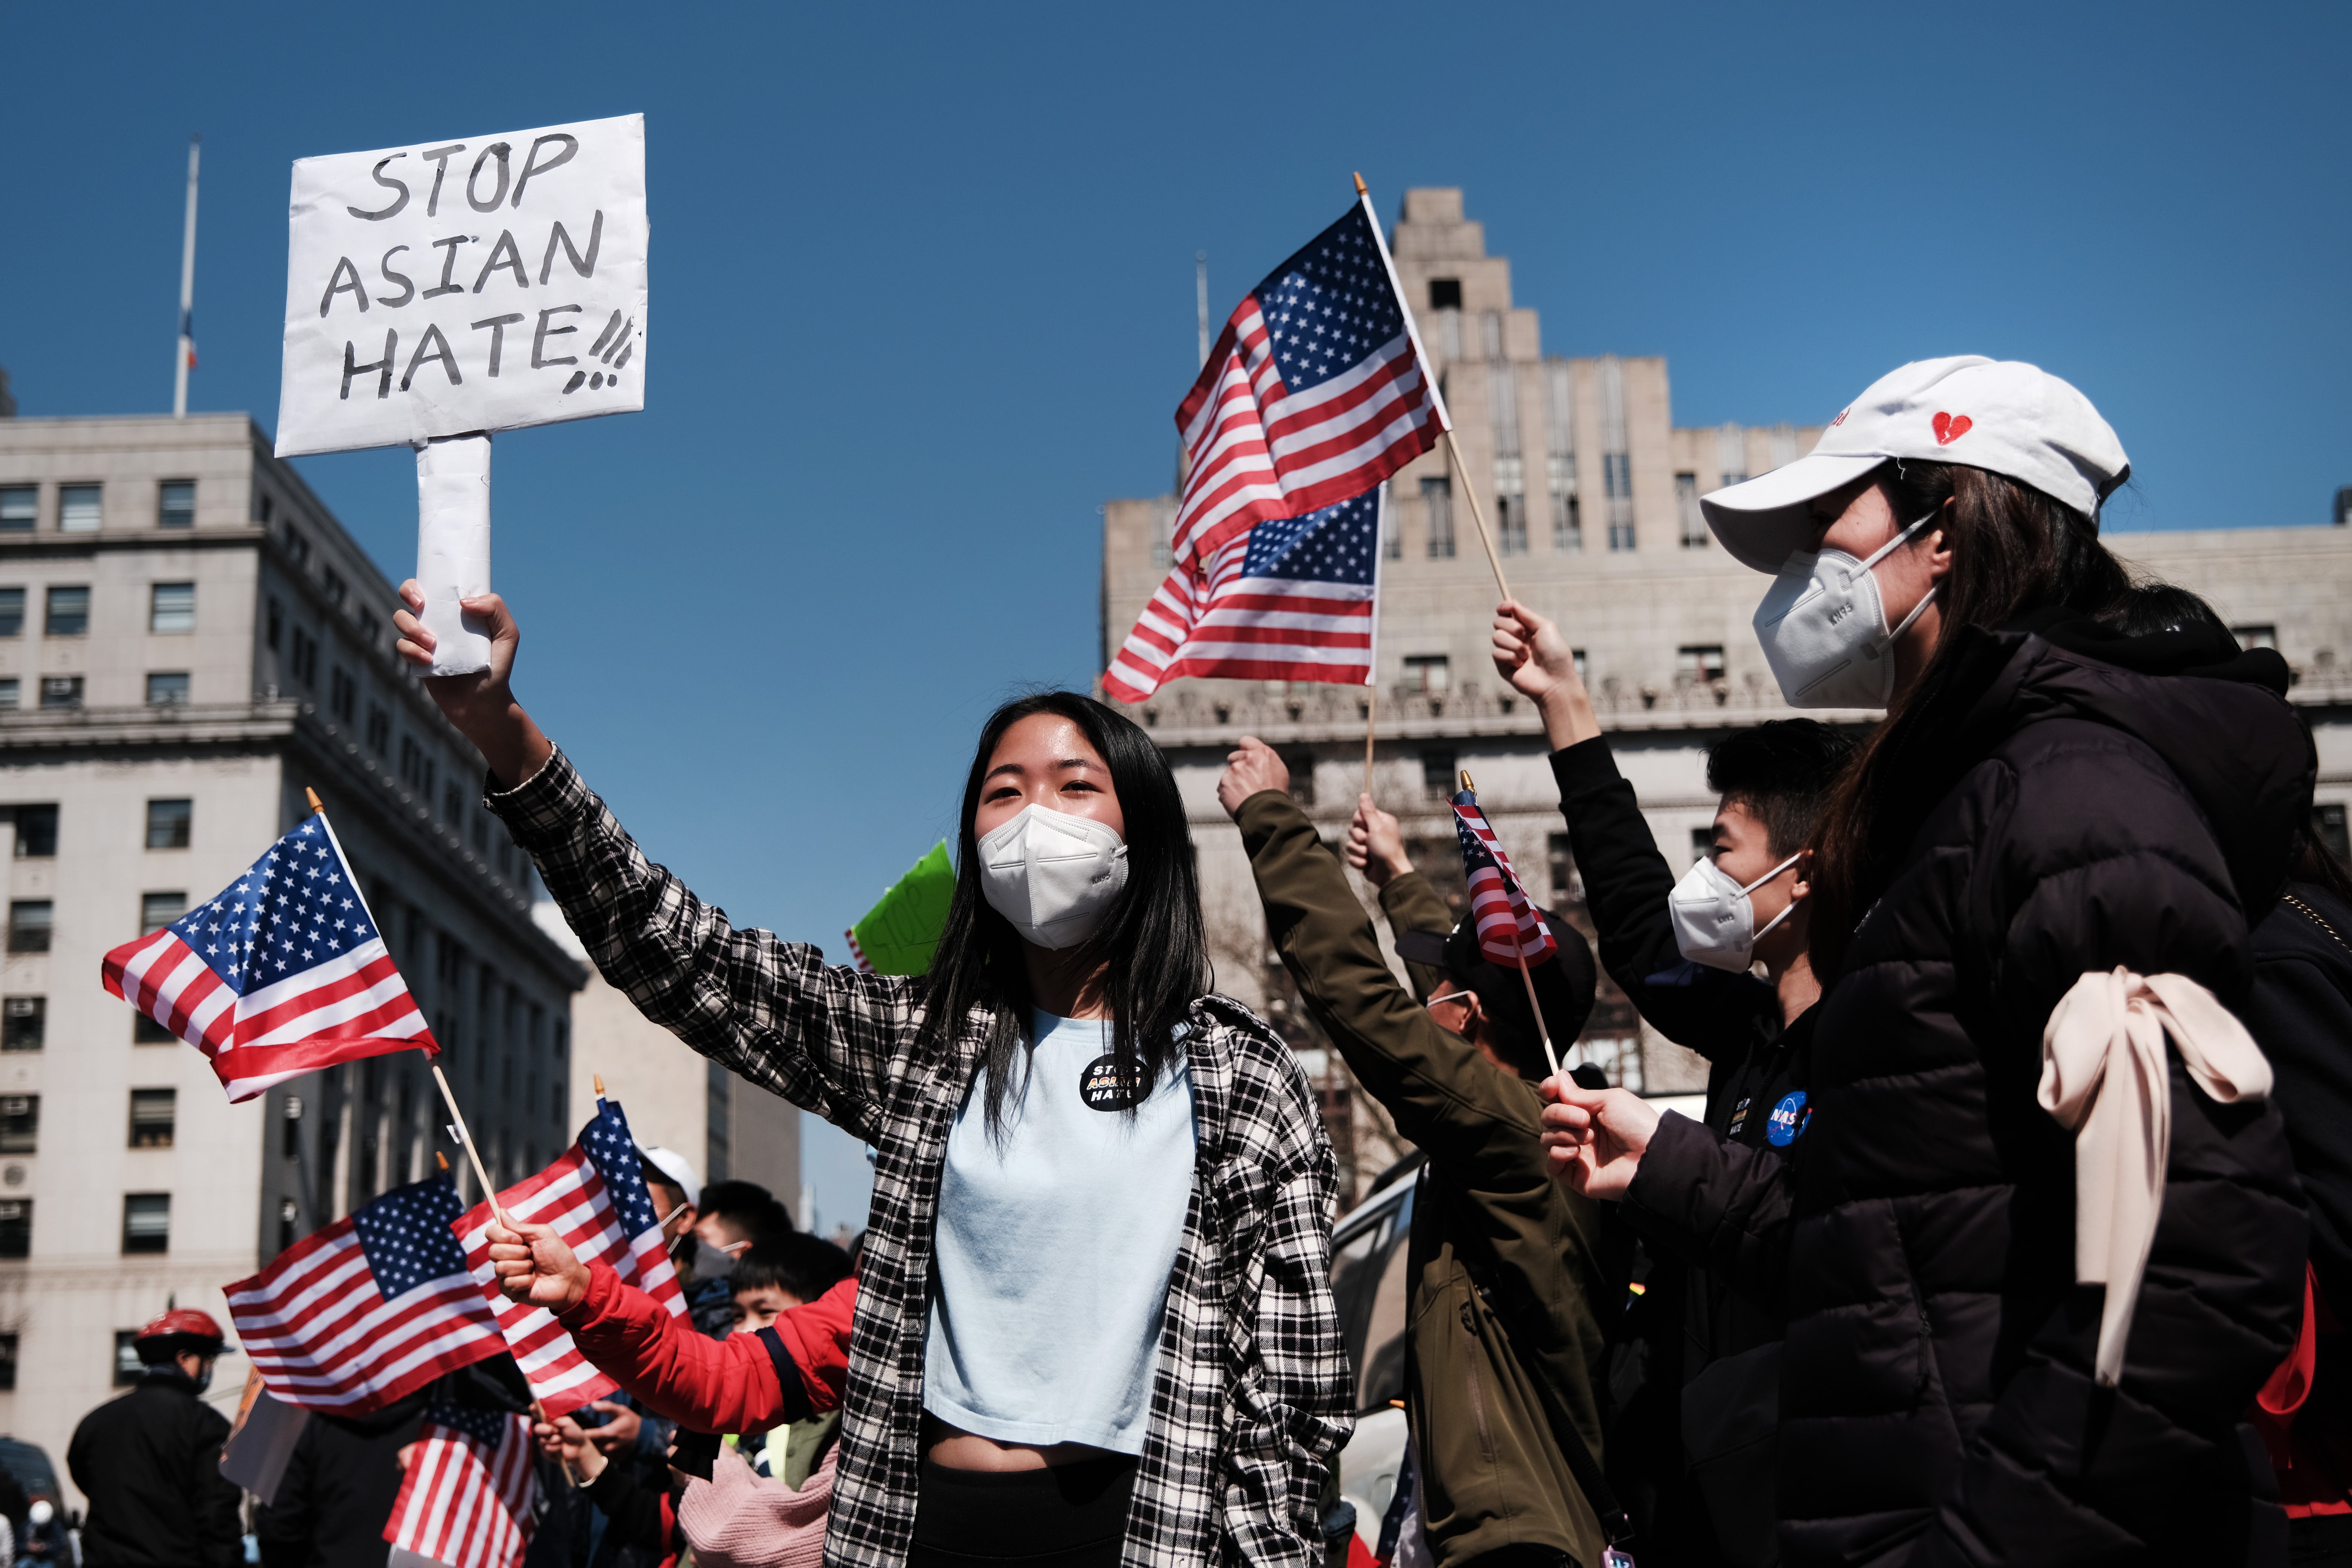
[5,2,2345,1229]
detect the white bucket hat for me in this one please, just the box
[1700,355,2132,573]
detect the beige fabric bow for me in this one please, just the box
[2038,967,2272,1386]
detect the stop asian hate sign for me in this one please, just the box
[276,113,647,458]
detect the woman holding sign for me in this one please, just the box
[393,583,1349,1568]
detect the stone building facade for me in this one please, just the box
[0,412,582,1500]
[1102,189,2352,1205]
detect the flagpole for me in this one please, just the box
[1513,946,1562,1081]
[173,135,199,418]
[1364,482,1386,801]
[1444,432,1513,603]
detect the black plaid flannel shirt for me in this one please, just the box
[490,751,1353,1568]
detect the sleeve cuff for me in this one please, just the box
[1377,872,1435,920]
[1623,1110,1709,1228]
[1548,736,1625,800]
[481,744,586,846]
[1234,788,1311,846]
[555,1258,623,1331]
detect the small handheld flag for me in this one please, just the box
[383,1403,537,1568]
[226,1174,503,1415]
[1453,781,1559,966]
[849,841,956,977]
[101,808,435,1102]
[1105,486,1384,701]
[1167,189,1445,575]
[453,1097,685,1418]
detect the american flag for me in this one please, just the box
[1168,193,1446,575]
[225,1175,503,1415]
[1453,786,1558,966]
[454,1098,684,1419]
[382,1403,537,1568]
[100,811,435,1102]
[1104,487,1383,701]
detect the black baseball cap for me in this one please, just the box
[1395,910,1597,1080]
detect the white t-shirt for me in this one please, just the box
[922,1011,1197,1454]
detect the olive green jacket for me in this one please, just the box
[1237,791,1613,1568]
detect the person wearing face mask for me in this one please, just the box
[1216,736,1617,1568]
[1488,594,1853,1568]
[67,1309,243,1568]
[1541,356,2310,1567]
[392,583,1349,1568]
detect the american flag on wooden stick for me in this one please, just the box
[1453,785,1558,965]
[1105,487,1383,701]
[454,1097,684,1418]
[382,1403,537,1568]
[1167,193,1446,576]
[226,1174,502,1415]
[100,810,434,1101]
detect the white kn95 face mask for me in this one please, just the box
[1669,850,1802,972]
[977,804,1130,950]
[1752,511,1940,709]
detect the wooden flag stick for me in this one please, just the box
[1363,704,1377,801]
[1442,430,1513,603]
[1353,170,1367,198]
[436,1151,449,1172]
[1514,945,1562,1081]
[592,1073,605,1098]
[304,787,324,816]
[429,1060,508,1229]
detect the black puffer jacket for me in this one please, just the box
[1782,612,2311,1568]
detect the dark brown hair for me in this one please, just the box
[1807,462,2133,976]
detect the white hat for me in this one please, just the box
[1700,356,2132,573]
[638,1145,700,1209]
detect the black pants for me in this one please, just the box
[908,1455,1138,1568]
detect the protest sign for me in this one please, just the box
[851,842,956,977]
[276,113,647,458]
[274,113,648,673]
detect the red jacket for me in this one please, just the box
[554,1264,856,1435]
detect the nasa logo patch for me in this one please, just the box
[1079,1054,1147,1113]
[1765,1090,1810,1147]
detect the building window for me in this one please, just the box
[0,588,21,637]
[1427,278,1462,310]
[58,484,101,534]
[1721,469,1748,490]
[329,667,357,723]
[1548,833,1576,902]
[2,998,44,1052]
[442,780,464,824]
[1496,492,1527,556]
[0,1334,17,1390]
[1604,452,1635,551]
[290,627,318,686]
[278,1197,298,1255]
[0,1096,35,1154]
[158,481,195,530]
[129,1089,175,1149]
[282,525,311,566]
[1677,645,1727,687]
[358,609,383,649]
[0,1202,29,1261]
[1677,472,1706,548]
[112,1331,145,1385]
[366,704,390,752]
[1421,477,1455,559]
[44,586,90,636]
[1420,749,1458,802]
[1573,648,1588,685]
[1381,499,1400,560]
[150,582,195,633]
[122,1193,170,1254]
[7,902,51,954]
[2235,625,2278,651]
[0,680,15,710]
[140,893,186,935]
[147,672,190,706]
[400,737,433,793]
[1551,491,1581,552]
[1403,655,1450,694]
[2315,803,2350,863]
[134,1014,177,1044]
[146,799,193,850]
[0,488,32,533]
[321,568,348,608]
[13,806,56,859]
[266,597,282,652]
[39,677,83,710]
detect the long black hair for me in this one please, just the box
[915,692,1210,1136]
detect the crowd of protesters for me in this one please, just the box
[59,350,2346,1568]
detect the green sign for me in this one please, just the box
[850,841,955,977]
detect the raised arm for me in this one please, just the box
[395,585,910,1142]
[1494,600,1770,1058]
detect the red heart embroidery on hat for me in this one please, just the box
[1932,412,1972,446]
